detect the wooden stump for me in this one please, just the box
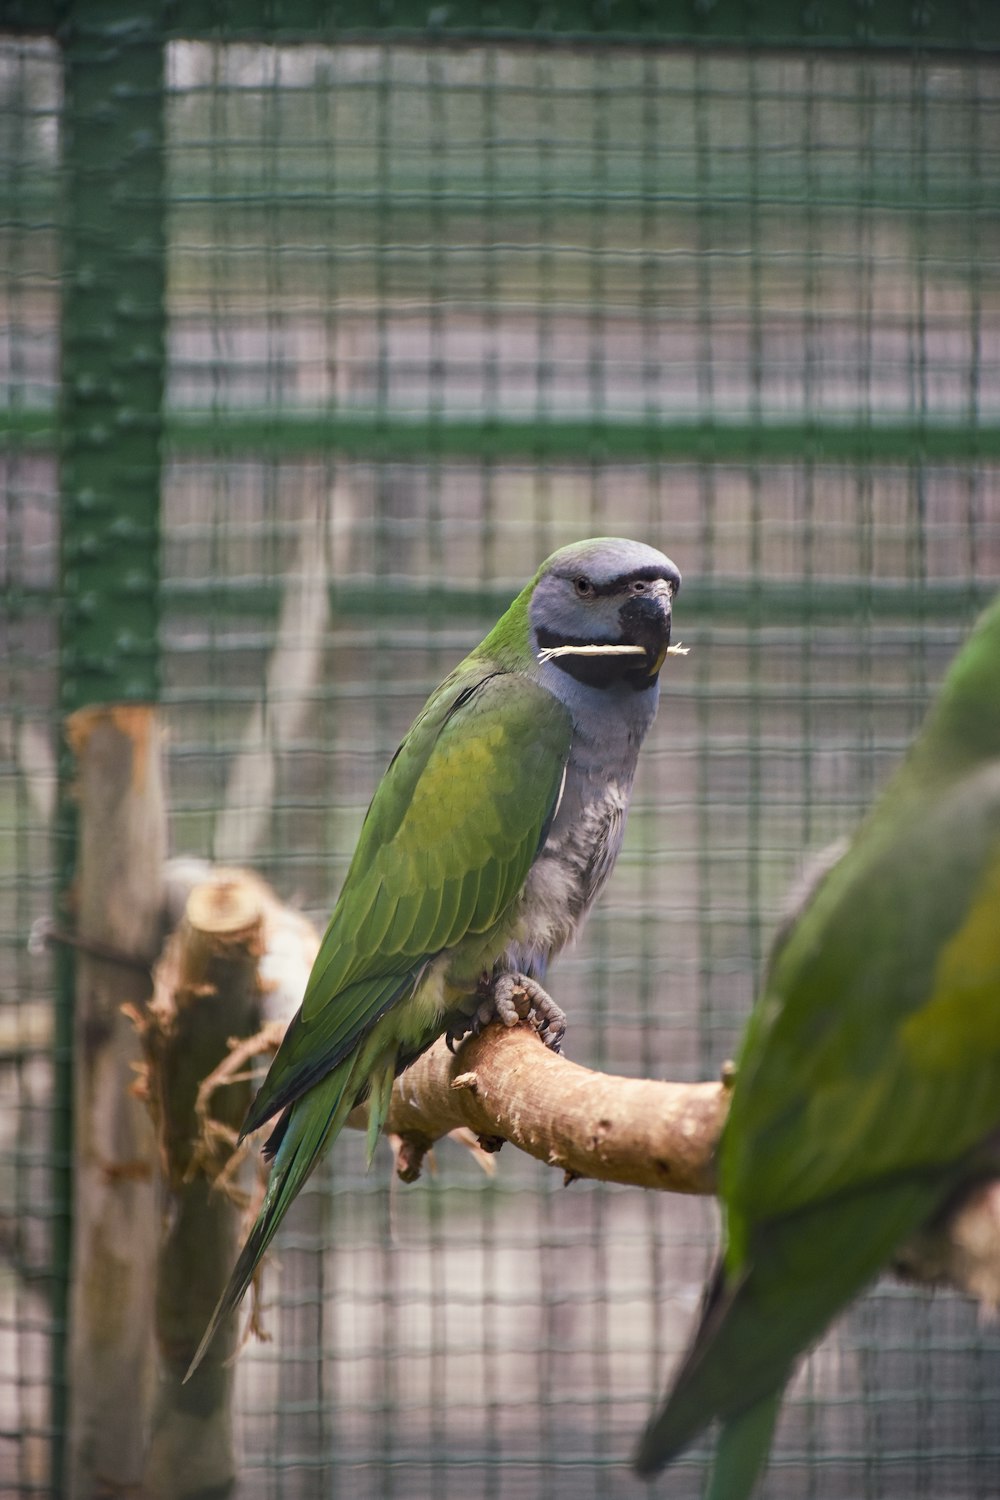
[140,875,265,1500]
[65,704,165,1500]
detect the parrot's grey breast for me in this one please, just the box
[501,665,659,976]
[505,764,632,975]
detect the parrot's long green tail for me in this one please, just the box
[184,1055,359,1382]
[634,1174,946,1483]
[705,1394,781,1500]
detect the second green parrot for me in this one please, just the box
[636,595,1000,1496]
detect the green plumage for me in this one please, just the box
[188,533,682,1382]
[243,663,572,1138]
[636,596,1000,1493]
[187,594,573,1379]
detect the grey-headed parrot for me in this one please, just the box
[189,536,682,1375]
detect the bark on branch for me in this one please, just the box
[198,1006,1000,1314]
[365,1025,730,1193]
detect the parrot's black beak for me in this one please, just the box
[618,581,674,678]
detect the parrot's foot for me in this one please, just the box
[446,972,566,1054]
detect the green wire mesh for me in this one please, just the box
[2,14,1000,1499]
[0,34,62,1499]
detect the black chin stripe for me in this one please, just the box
[548,654,658,691]
[542,650,658,691]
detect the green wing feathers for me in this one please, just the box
[640,761,1000,1486]
[305,667,574,997]
[244,666,572,1137]
[723,770,1000,1234]
[242,971,411,1138]
[640,602,1000,1489]
[191,666,571,1381]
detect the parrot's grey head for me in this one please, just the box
[529,537,681,692]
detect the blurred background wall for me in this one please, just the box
[1,6,999,1496]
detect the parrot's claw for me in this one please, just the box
[446,972,566,1054]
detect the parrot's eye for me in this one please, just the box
[574,576,596,599]
[630,579,648,594]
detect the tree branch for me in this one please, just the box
[194,1015,730,1193]
[185,901,1000,1315]
[366,1025,731,1192]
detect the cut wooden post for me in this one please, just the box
[65,704,165,1499]
[140,874,265,1500]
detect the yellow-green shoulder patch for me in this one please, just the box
[902,840,1000,1070]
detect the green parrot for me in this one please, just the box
[635,595,1000,1497]
[187,536,682,1378]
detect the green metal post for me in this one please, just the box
[54,3,165,1490]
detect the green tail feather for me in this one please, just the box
[634,1175,945,1480]
[706,1395,781,1500]
[365,1054,397,1168]
[185,1056,359,1382]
